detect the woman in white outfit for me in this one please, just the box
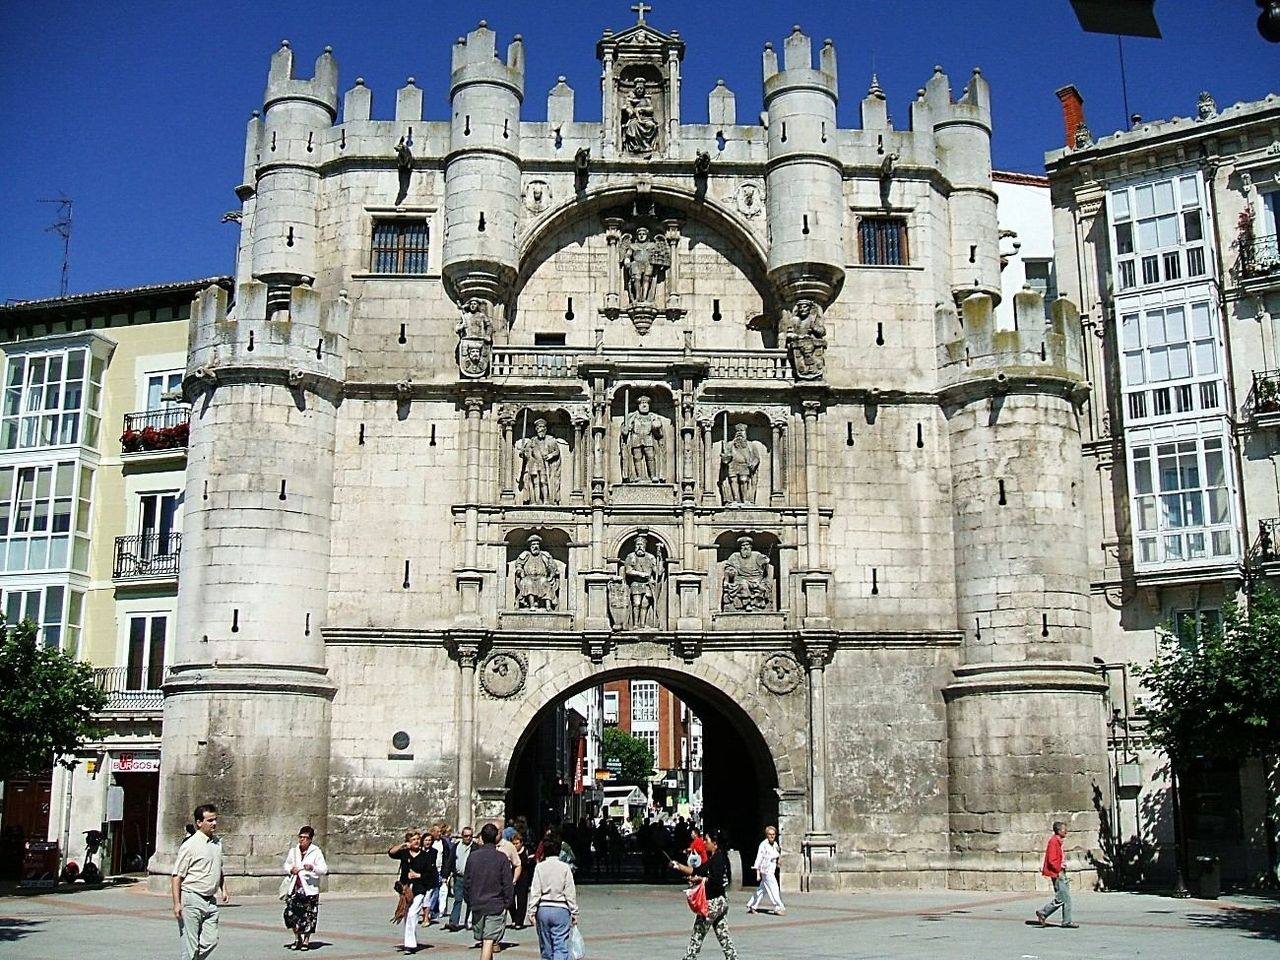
[282,825,329,950]
[746,825,785,915]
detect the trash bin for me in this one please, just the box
[1194,856,1220,899]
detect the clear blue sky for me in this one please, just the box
[0,0,1273,302]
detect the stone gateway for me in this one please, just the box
[156,14,1104,895]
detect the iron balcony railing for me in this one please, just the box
[120,406,190,453]
[113,532,181,580]
[1252,518,1280,564]
[94,666,163,711]
[1245,369,1280,420]
[1239,233,1280,280]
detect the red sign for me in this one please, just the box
[110,752,160,773]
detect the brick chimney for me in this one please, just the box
[1055,85,1086,148]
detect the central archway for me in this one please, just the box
[500,665,783,884]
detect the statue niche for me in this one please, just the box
[507,531,567,612]
[614,389,674,486]
[515,414,569,505]
[715,418,769,506]
[781,299,827,380]
[608,531,668,631]
[620,225,670,307]
[618,69,665,156]
[455,297,495,378]
[718,533,779,613]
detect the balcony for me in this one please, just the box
[113,532,181,583]
[490,345,791,382]
[1237,233,1280,287]
[94,666,163,712]
[1245,370,1280,427]
[1252,518,1280,566]
[120,406,189,462]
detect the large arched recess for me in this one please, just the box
[509,184,780,327]
[492,662,789,881]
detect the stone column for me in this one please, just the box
[603,218,623,312]
[601,53,617,155]
[463,396,484,568]
[666,48,681,156]
[801,639,837,887]
[572,415,589,503]
[699,416,715,504]
[664,219,682,312]
[770,417,786,503]
[801,400,822,568]
[499,409,516,502]
[454,641,480,829]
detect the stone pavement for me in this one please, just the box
[1,883,1278,960]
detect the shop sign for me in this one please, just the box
[110,752,160,773]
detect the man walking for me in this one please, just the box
[448,826,475,931]
[172,804,229,959]
[1034,821,1078,928]
[464,823,514,960]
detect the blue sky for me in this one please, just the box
[0,0,1274,302]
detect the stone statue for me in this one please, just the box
[514,535,560,610]
[623,534,663,628]
[722,536,774,612]
[455,297,493,378]
[621,77,660,155]
[785,299,827,380]
[621,394,665,482]
[720,422,762,505]
[619,227,670,305]
[517,418,562,505]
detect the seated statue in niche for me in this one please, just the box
[517,418,562,505]
[619,226,669,305]
[722,536,774,612]
[455,297,494,378]
[622,534,663,629]
[783,299,827,380]
[621,77,661,155]
[514,535,560,610]
[621,394,665,483]
[720,422,763,505]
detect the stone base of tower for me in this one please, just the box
[943,661,1107,891]
[149,664,336,896]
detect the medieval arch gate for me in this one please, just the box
[155,20,1107,894]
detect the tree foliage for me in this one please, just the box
[602,726,655,785]
[1137,584,1280,762]
[0,619,106,782]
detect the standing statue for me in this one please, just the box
[621,394,665,482]
[620,77,660,155]
[784,299,827,380]
[455,297,494,378]
[514,536,560,610]
[720,422,762,505]
[722,536,774,612]
[623,534,663,629]
[517,418,562,505]
[619,227,670,305]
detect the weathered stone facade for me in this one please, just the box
[156,17,1106,892]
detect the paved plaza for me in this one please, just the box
[1,882,1278,960]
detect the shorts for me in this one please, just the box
[473,912,507,943]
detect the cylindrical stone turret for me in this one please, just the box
[762,27,845,306]
[442,22,524,305]
[250,42,339,288]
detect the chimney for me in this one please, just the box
[1055,85,1086,148]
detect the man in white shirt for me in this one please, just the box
[172,804,229,959]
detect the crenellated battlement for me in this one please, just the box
[936,291,1085,386]
[186,282,350,391]
[762,26,838,103]
[264,41,339,119]
[451,21,525,98]
[911,65,991,136]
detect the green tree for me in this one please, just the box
[0,619,106,782]
[602,726,655,785]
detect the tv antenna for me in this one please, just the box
[40,195,73,297]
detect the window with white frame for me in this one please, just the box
[125,613,168,691]
[1,349,104,451]
[1109,173,1210,292]
[603,690,620,724]
[1,584,81,649]
[138,491,180,556]
[0,462,93,573]
[635,728,658,761]
[1128,424,1236,568]
[1119,290,1223,424]
[630,680,658,723]
[145,371,184,411]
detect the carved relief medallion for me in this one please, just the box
[524,179,552,214]
[479,651,527,699]
[735,182,764,218]
[759,653,803,695]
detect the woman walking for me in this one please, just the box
[746,825,785,915]
[282,825,328,950]
[526,835,578,960]
[389,830,438,954]
[669,829,738,960]
[510,832,536,928]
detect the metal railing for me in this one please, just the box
[94,666,163,711]
[1239,233,1280,280]
[1245,369,1280,420]
[113,532,181,580]
[121,406,190,453]
[490,346,792,381]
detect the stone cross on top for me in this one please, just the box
[631,2,652,23]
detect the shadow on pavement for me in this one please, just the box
[0,917,45,942]
[1186,905,1280,942]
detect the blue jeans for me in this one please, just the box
[448,874,470,928]
[535,904,572,960]
[1040,875,1072,924]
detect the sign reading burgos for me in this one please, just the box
[110,752,160,773]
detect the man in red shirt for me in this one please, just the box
[1034,821,1077,928]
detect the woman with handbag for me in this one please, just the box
[282,825,328,951]
[669,829,738,960]
[526,835,579,960]
[746,824,785,915]
[389,829,438,954]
